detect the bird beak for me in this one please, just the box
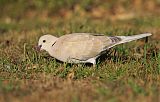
[34,45,42,51]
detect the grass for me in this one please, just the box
[0,1,160,102]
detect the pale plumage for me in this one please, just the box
[36,33,152,64]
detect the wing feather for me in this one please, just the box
[52,33,110,61]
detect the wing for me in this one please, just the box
[52,33,113,61]
[103,36,122,49]
[51,33,151,62]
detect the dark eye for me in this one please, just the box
[43,40,46,43]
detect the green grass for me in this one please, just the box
[0,19,159,101]
[0,1,160,102]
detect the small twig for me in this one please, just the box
[23,43,26,60]
[145,36,148,43]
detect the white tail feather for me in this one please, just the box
[117,33,152,44]
[107,33,152,49]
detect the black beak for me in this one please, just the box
[34,45,42,51]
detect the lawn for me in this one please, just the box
[0,0,160,102]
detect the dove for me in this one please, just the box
[36,33,152,64]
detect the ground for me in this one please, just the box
[0,0,160,102]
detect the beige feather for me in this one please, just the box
[37,33,152,64]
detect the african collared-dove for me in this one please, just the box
[36,33,152,64]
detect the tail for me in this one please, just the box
[116,33,152,44]
[107,33,152,49]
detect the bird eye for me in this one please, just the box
[43,40,46,43]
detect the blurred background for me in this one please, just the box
[0,0,160,33]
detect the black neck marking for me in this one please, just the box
[52,42,56,46]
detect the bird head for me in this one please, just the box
[35,34,58,52]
